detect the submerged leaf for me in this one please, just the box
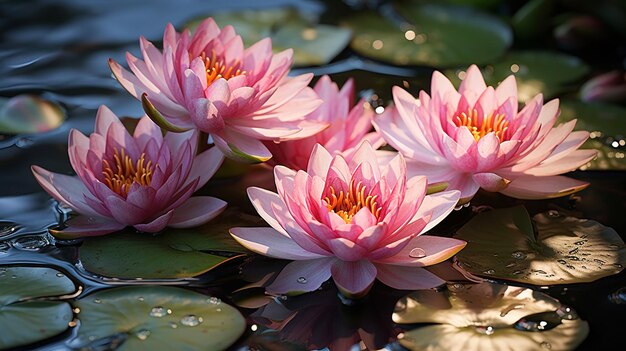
[343,3,512,67]
[394,282,589,351]
[186,8,351,66]
[453,206,626,284]
[72,286,245,351]
[0,266,75,349]
[0,95,65,134]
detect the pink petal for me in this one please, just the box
[495,75,518,108]
[103,195,150,225]
[374,235,466,267]
[50,215,125,239]
[328,238,369,261]
[459,65,487,99]
[446,175,480,204]
[169,196,226,228]
[523,150,597,176]
[134,210,174,233]
[212,130,272,163]
[184,146,224,191]
[414,190,461,233]
[473,172,511,192]
[375,265,445,290]
[331,260,377,295]
[31,166,101,217]
[94,105,122,136]
[230,227,327,260]
[190,98,224,134]
[431,71,458,101]
[247,187,291,236]
[306,144,334,179]
[500,175,590,199]
[133,116,163,150]
[267,258,334,294]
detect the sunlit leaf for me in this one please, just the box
[186,9,351,66]
[72,286,245,351]
[78,208,261,279]
[0,266,75,349]
[0,95,65,134]
[343,3,512,67]
[394,282,589,351]
[453,206,626,285]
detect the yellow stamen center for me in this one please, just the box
[323,180,382,224]
[454,109,510,141]
[102,148,154,197]
[200,51,245,86]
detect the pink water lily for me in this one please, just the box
[264,75,383,170]
[31,106,226,238]
[230,142,466,296]
[108,18,325,162]
[374,65,597,203]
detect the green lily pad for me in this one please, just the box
[453,206,626,285]
[343,3,512,67]
[0,95,65,135]
[78,208,262,279]
[0,266,75,349]
[558,100,626,137]
[394,282,589,351]
[72,286,245,351]
[186,9,351,66]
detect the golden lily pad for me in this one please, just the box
[343,3,512,67]
[186,8,352,66]
[78,208,259,279]
[0,266,75,349]
[453,206,626,285]
[0,95,65,135]
[394,282,589,351]
[71,286,245,351]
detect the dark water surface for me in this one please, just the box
[1,1,625,350]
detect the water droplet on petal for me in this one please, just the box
[409,248,427,258]
[149,306,171,318]
[556,306,578,320]
[541,341,552,349]
[180,315,203,327]
[475,326,495,335]
[297,277,307,284]
[135,329,150,340]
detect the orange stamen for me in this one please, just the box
[199,51,245,86]
[102,148,154,197]
[454,109,510,141]
[323,180,382,224]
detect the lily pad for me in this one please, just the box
[343,3,512,67]
[72,286,245,351]
[453,206,626,285]
[0,95,65,135]
[186,8,351,66]
[394,282,589,351]
[0,266,75,349]
[558,100,626,137]
[78,208,261,279]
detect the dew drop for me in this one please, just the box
[541,341,552,349]
[409,247,427,258]
[207,297,221,305]
[169,322,178,329]
[135,329,150,340]
[56,272,65,277]
[593,259,606,265]
[547,210,560,217]
[138,297,144,302]
[608,287,626,304]
[574,240,586,246]
[557,259,567,265]
[450,283,465,291]
[475,326,495,335]
[564,256,580,261]
[149,306,171,318]
[180,315,203,327]
[556,306,578,320]
[93,299,101,304]
[483,269,495,275]
[511,251,527,260]
[297,277,307,284]
[614,263,623,269]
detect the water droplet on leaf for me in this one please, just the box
[135,329,150,340]
[149,306,171,318]
[180,315,203,327]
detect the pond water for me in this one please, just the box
[1,0,625,350]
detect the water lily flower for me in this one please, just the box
[264,75,383,170]
[230,142,466,297]
[108,18,325,163]
[31,106,226,238]
[374,65,597,203]
[580,70,626,105]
